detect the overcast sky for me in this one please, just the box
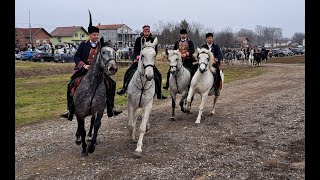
[15,0,305,38]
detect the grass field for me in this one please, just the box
[15,58,271,127]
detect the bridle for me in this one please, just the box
[198,52,210,72]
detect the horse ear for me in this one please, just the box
[197,47,201,54]
[100,37,105,48]
[208,48,212,52]
[151,37,158,48]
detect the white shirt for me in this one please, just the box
[90,39,98,47]
[207,43,213,49]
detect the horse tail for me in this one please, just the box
[208,51,216,73]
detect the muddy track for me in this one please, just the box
[15,63,305,180]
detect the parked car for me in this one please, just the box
[271,49,284,57]
[15,51,23,60]
[21,51,37,61]
[281,48,294,56]
[30,52,55,62]
[54,53,74,63]
[121,47,133,59]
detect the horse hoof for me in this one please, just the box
[81,152,88,157]
[170,117,176,121]
[87,144,95,154]
[133,151,142,158]
[75,137,81,145]
[130,139,137,144]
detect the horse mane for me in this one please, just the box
[197,48,216,73]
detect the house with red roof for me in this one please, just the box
[15,28,52,48]
[50,26,88,45]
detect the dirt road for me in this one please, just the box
[15,63,305,180]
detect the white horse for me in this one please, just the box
[166,49,191,120]
[126,37,158,157]
[115,49,122,61]
[238,50,246,64]
[185,47,219,124]
[248,49,254,67]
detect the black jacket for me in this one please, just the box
[200,43,222,64]
[132,34,158,60]
[74,40,99,65]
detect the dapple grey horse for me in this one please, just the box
[185,47,220,124]
[165,49,191,120]
[73,40,118,156]
[126,37,158,157]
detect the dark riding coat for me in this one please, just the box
[132,33,158,60]
[200,43,222,66]
[73,40,100,74]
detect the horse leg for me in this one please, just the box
[210,96,219,115]
[170,91,176,120]
[180,90,188,113]
[195,92,209,124]
[76,117,88,156]
[87,112,102,154]
[133,102,153,158]
[185,87,195,113]
[87,115,95,142]
[128,104,137,143]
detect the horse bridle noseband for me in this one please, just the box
[198,52,209,71]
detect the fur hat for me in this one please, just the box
[180,29,187,34]
[88,10,99,34]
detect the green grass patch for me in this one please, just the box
[15,62,267,127]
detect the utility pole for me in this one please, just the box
[29,10,32,44]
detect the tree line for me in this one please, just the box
[151,19,305,48]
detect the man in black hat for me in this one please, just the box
[200,32,222,96]
[60,11,122,121]
[163,29,195,90]
[116,25,167,99]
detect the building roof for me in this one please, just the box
[50,26,88,37]
[16,28,52,37]
[235,36,249,43]
[96,24,125,30]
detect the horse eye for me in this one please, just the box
[176,58,178,60]
[141,55,144,58]
[102,51,106,54]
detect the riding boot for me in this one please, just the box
[154,67,167,99]
[163,69,170,90]
[106,76,122,117]
[117,62,138,95]
[60,81,74,121]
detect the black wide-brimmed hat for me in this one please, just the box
[88,10,99,34]
[206,33,213,38]
[180,29,187,34]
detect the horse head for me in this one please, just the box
[140,37,158,81]
[97,37,118,76]
[197,47,215,73]
[167,50,182,75]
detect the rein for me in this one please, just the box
[170,58,184,93]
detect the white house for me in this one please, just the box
[97,24,138,46]
[264,39,292,47]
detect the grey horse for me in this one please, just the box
[126,37,158,158]
[73,40,118,156]
[165,49,191,120]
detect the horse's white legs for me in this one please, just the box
[128,104,137,142]
[186,87,195,113]
[195,92,209,124]
[135,102,153,155]
[211,96,219,115]
[170,91,177,120]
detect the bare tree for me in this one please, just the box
[215,27,235,48]
[291,32,305,45]
[237,28,257,46]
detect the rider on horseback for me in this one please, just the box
[117,25,167,99]
[200,33,223,96]
[163,29,196,90]
[60,11,122,121]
